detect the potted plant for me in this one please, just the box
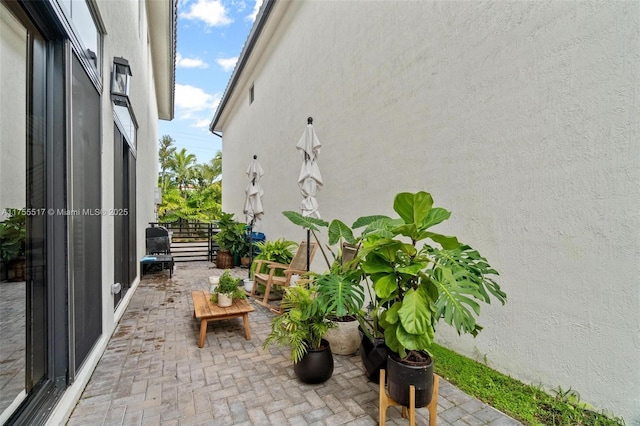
[249,238,297,295]
[210,270,245,307]
[354,191,507,407]
[213,212,245,269]
[263,284,335,384]
[282,212,366,355]
[0,210,26,282]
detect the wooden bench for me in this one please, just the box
[191,291,254,348]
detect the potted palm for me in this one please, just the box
[263,284,335,384]
[210,270,245,307]
[355,191,507,407]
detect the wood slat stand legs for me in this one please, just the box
[379,369,440,426]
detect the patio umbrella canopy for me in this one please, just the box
[297,117,323,218]
[244,155,264,275]
[244,154,264,224]
[296,117,323,270]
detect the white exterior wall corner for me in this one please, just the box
[215,1,640,422]
[48,0,167,423]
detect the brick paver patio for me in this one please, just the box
[66,261,522,425]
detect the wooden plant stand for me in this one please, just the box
[191,291,254,348]
[379,369,440,426]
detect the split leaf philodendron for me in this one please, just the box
[355,191,506,359]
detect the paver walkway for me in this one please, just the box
[67,261,523,426]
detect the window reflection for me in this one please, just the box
[58,0,100,71]
[0,3,28,417]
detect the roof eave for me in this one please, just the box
[147,0,177,121]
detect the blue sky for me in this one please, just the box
[157,0,262,165]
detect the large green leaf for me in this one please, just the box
[282,210,329,231]
[394,192,433,225]
[314,272,365,317]
[352,215,391,229]
[421,207,451,230]
[328,219,356,245]
[422,232,460,249]
[373,273,397,299]
[397,288,431,335]
[396,323,434,352]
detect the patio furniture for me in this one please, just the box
[140,254,174,278]
[191,290,254,348]
[141,225,174,277]
[379,369,440,426]
[250,240,317,314]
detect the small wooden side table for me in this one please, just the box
[379,369,440,426]
[191,291,254,348]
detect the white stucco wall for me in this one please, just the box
[215,1,640,422]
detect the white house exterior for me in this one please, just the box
[0,0,175,423]
[210,1,639,423]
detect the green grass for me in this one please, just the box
[429,343,625,426]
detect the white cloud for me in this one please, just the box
[175,84,220,125]
[181,0,232,27]
[193,118,214,129]
[176,53,209,69]
[247,0,263,22]
[216,56,238,72]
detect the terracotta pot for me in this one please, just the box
[293,339,334,384]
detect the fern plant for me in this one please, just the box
[355,191,507,360]
[250,238,297,276]
[263,285,335,362]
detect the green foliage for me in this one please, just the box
[0,210,26,263]
[430,344,625,426]
[210,270,245,301]
[263,285,335,362]
[356,191,507,359]
[250,239,297,276]
[213,212,247,255]
[157,139,221,223]
[311,269,365,318]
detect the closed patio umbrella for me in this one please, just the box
[244,155,264,276]
[296,117,323,269]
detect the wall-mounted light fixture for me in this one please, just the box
[111,57,132,106]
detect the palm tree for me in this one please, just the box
[158,135,176,189]
[199,150,222,186]
[169,148,197,191]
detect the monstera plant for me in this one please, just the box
[355,191,507,407]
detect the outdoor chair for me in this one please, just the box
[141,226,174,277]
[250,241,318,314]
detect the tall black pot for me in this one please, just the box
[358,326,389,384]
[387,352,434,407]
[293,339,334,384]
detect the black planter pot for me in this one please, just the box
[293,339,334,384]
[358,326,390,384]
[387,352,434,407]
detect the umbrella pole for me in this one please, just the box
[248,217,255,278]
[306,228,311,271]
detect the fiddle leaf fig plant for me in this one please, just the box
[355,191,507,359]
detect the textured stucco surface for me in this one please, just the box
[215,1,640,422]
